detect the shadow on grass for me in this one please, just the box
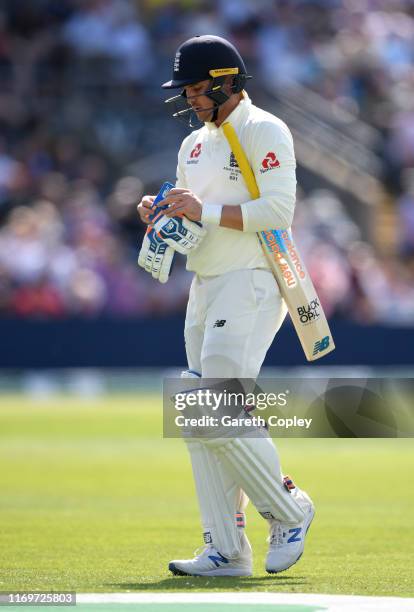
[109,575,307,591]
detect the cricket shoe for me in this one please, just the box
[265,477,315,574]
[169,534,252,577]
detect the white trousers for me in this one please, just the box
[182,270,302,558]
[184,268,287,379]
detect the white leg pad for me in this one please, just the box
[186,439,248,559]
[180,370,248,559]
[207,434,305,525]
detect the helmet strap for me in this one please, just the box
[205,76,230,108]
[205,74,250,120]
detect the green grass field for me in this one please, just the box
[0,393,413,598]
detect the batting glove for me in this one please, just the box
[138,181,176,284]
[153,215,206,255]
[138,226,174,284]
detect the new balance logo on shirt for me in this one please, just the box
[213,320,226,328]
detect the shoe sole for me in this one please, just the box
[169,562,252,577]
[265,507,315,575]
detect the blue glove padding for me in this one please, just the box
[153,215,206,255]
[138,227,174,283]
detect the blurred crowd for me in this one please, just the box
[0,0,413,324]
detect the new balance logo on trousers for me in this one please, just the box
[213,320,226,328]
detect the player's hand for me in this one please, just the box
[153,214,206,255]
[161,189,202,222]
[137,195,156,224]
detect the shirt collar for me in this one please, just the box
[204,93,252,133]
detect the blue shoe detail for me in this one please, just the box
[287,527,302,543]
[208,552,229,567]
[266,508,315,575]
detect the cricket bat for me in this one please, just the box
[222,121,335,361]
[258,228,335,360]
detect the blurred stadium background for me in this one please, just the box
[0,0,413,372]
[1,2,414,601]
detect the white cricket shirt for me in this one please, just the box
[176,95,297,276]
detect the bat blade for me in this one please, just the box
[258,229,335,361]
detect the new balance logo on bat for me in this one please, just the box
[313,336,330,355]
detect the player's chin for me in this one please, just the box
[195,109,213,122]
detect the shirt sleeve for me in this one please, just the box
[240,120,296,232]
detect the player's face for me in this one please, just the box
[184,80,215,122]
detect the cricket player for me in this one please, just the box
[137,35,314,577]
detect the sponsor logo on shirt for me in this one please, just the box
[229,152,238,168]
[187,143,202,164]
[223,152,240,181]
[260,151,280,173]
